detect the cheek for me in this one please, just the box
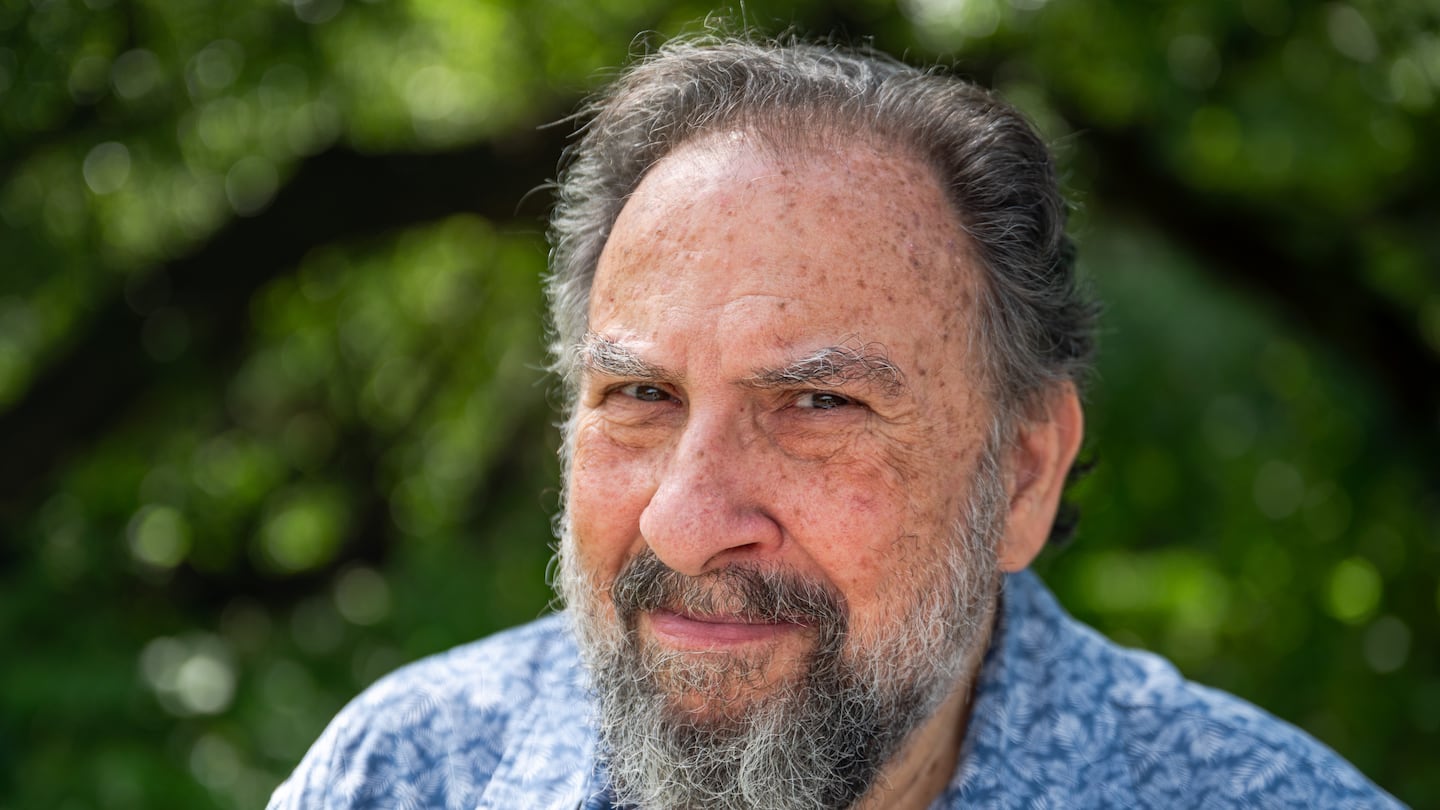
[778,463,911,594]
[568,422,655,578]
[780,440,969,615]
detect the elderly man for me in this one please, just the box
[270,35,1399,809]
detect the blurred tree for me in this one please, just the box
[0,0,1435,807]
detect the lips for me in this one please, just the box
[612,550,846,650]
[645,608,806,647]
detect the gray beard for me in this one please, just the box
[555,441,1006,810]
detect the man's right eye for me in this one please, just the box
[620,384,671,402]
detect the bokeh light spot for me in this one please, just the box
[112,48,164,100]
[1168,35,1221,90]
[1188,106,1241,172]
[260,485,348,573]
[405,65,462,124]
[225,156,280,216]
[68,54,111,103]
[1390,56,1434,112]
[294,0,344,25]
[900,0,1003,41]
[1326,557,1381,624]
[1253,460,1305,520]
[196,96,254,153]
[38,492,88,583]
[1325,3,1378,63]
[127,504,192,569]
[139,635,236,716]
[334,566,391,626]
[190,40,244,95]
[176,650,237,714]
[189,733,241,792]
[1363,615,1411,673]
[83,142,132,195]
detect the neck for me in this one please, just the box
[852,615,994,810]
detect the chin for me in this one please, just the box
[641,641,810,719]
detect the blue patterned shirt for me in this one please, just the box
[269,571,1402,808]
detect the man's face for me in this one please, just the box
[558,134,1006,806]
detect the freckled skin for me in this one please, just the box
[570,130,996,677]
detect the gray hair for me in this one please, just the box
[547,33,1096,422]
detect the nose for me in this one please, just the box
[638,411,782,577]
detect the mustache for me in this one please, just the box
[611,550,846,629]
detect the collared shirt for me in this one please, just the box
[268,571,1402,809]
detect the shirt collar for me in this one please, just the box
[939,569,1138,806]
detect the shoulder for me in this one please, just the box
[1092,636,1395,807]
[953,572,1402,808]
[267,615,590,810]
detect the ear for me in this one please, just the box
[996,382,1085,572]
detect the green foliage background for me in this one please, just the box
[1,0,1437,806]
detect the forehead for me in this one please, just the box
[589,133,981,372]
[616,132,959,252]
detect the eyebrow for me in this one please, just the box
[578,335,909,398]
[744,342,908,398]
[578,334,677,382]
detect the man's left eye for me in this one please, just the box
[620,384,672,403]
[795,392,852,410]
